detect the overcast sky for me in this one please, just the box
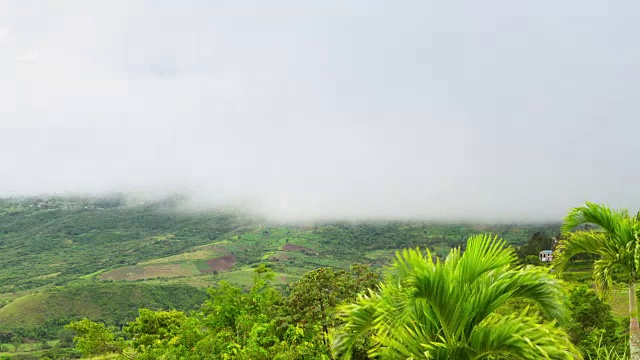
[0,1,639,221]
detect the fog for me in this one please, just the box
[1,1,640,222]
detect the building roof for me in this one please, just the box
[540,250,553,254]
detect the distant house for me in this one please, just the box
[539,250,553,262]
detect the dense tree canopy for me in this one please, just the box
[65,263,379,359]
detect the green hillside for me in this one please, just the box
[94,223,560,290]
[0,195,251,292]
[0,282,207,343]
[0,195,558,294]
[0,195,568,358]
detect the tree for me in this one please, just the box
[65,318,131,359]
[286,268,353,347]
[286,264,379,348]
[124,309,187,354]
[554,202,640,358]
[567,286,625,357]
[516,231,556,259]
[333,234,579,359]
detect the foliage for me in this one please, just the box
[65,264,380,359]
[555,202,640,357]
[516,231,557,259]
[567,285,625,354]
[285,265,379,346]
[333,234,580,359]
[0,196,629,358]
[0,282,206,339]
[0,195,560,346]
[555,202,639,298]
[582,330,629,360]
[0,195,250,293]
[65,318,129,358]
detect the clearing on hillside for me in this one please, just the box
[140,245,227,265]
[281,243,316,254]
[200,254,237,272]
[99,263,198,281]
[269,252,291,262]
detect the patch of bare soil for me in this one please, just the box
[281,244,316,254]
[203,254,236,272]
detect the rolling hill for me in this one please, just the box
[0,195,560,343]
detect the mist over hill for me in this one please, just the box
[2,1,640,222]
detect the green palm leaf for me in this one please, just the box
[333,234,579,359]
[556,202,640,357]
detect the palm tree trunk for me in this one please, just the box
[629,281,640,359]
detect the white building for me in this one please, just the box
[539,250,553,262]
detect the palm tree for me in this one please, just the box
[554,202,640,358]
[332,234,579,359]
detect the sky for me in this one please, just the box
[0,1,639,221]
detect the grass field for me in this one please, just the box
[610,288,630,318]
[140,244,226,265]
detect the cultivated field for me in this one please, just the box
[99,262,199,281]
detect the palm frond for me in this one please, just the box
[332,293,379,357]
[562,202,629,235]
[468,311,579,360]
[456,234,515,283]
[554,231,613,272]
[333,233,578,359]
[471,266,568,327]
[591,258,626,300]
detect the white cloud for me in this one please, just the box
[0,1,640,221]
[15,50,38,61]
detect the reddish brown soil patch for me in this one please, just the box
[281,244,316,253]
[203,254,236,272]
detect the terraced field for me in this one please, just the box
[90,223,558,289]
[99,243,236,280]
[95,226,329,286]
[99,262,199,280]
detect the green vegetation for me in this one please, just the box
[62,233,629,360]
[556,202,640,357]
[0,196,633,358]
[567,286,627,357]
[334,234,577,359]
[0,282,206,340]
[0,195,556,294]
[0,195,249,293]
[64,263,378,359]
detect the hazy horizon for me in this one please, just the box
[2,1,640,222]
